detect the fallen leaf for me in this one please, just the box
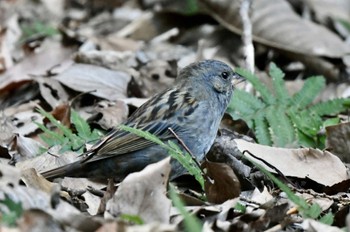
[326,122,350,163]
[105,157,171,223]
[202,0,350,57]
[202,160,241,204]
[301,218,343,232]
[235,139,348,186]
[54,63,131,101]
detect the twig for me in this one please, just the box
[239,0,254,73]
[167,127,202,169]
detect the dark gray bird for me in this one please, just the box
[42,60,242,181]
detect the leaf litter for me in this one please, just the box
[1,0,350,231]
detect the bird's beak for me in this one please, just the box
[231,73,245,86]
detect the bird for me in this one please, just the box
[41,59,242,181]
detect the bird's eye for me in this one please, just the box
[221,72,229,79]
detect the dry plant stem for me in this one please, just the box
[239,0,254,73]
[151,28,179,44]
[167,127,204,175]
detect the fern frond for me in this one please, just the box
[228,89,265,126]
[265,106,295,147]
[269,63,288,104]
[290,76,325,108]
[71,110,92,140]
[236,68,275,104]
[34,121,66,145]
[308,98,348,116]
[36,107,76,142]
[253,112,272,145]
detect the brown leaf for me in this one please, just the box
[326,122,350,163]
[49,103,71,128]
[202,0,350,58]
[202,160,241,204]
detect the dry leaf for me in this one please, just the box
[48,103,71,128]
[235,139,348,186]
[18,209,63,232]
[54,63,131,101]
[93,100,128,129]
[326,122,350,163]
[12,134,42,160]
[306,0,350,23]
[202,160,241,204]
[0,40,75,92]
[21,168,60,194]
[202,0,350,57]
[37,77,69,109]
[301,218,343,232]
[105,157,171,223]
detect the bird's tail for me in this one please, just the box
[41,161,83,180]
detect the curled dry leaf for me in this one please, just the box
[12,134,42,161]
[202,0,350,58]
[201,160,241,204]
[105,157,171,223]
[235,139,348,186]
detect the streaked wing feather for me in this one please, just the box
[85,121,180,163]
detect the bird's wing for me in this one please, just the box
[81,121,180,163]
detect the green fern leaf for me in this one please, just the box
[236,68,275,104]
[308,98,348,116]
[290,76,325,108]
[269,63,288,104]
[228,89,265,126]
[265,106,295,147]
[36,107,76,142]
[71,110,93,140]
[253,112,272,145]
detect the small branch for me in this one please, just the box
[239,0,255,73]
[167,127,202,170]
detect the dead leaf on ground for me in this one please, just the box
[202,160,241,204]
[202,0,350,58]
[235,139,348,186]
[11,134,42,161]
[16,147,79,174]
[92,100,129,129]
[105,157,171,223]
[301,218,343,232]
[54,63,131,101]
[0,39,75,93]
[37,77,69,109]
[18,209,64,232]
[326,122,350,163]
